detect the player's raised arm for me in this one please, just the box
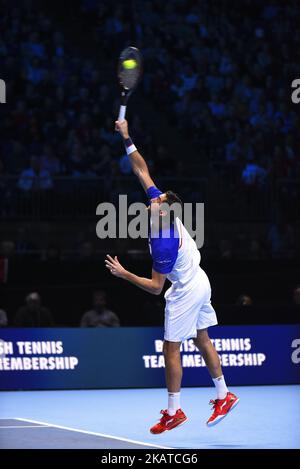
[115,119,156,192]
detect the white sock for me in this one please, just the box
[212,375,228,400]
[168,392,180,416]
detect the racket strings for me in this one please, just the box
[118,47,142,90]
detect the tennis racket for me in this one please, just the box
[117,46,142,120]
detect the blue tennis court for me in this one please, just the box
[1,385,299,449]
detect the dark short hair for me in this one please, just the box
[165,190,183,208]
[162,190,183,225]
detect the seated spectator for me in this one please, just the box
[18,156,53,191]
[236,294,253,306]
[40,145,61,175]
[14,292,54,327]
[80,290,120,327]
[241,159,267,187]
[0,309,8,327]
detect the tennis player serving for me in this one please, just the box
[105,119,239,433]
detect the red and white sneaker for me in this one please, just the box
[150,408,187,434]
[206,392,239,427]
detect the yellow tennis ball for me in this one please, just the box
[123,59,137,70]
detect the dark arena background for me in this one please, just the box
[0,0,299,459]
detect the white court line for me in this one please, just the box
[0,425,48,429]
[15,418,174,449]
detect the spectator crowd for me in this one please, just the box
[0,0,299,262]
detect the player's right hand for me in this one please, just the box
[105,254,127,279]
[115,119,129,139]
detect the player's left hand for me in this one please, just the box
[105,254,127,279]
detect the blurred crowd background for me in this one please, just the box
[0,0,299,326]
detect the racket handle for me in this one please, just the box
[118,105,127,121]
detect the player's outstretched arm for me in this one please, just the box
[115,119,156,192]
[105,254,166,295]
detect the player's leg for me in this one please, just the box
[150,340,187,434]
[163,340,182,394]
[193,328,239,426]
[193,328,224,382]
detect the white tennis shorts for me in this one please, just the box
[164,272,218,343]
